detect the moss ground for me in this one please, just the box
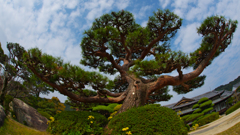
[0,116,51,135]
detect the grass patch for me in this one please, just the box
[216,122,240,135]
[0,117,51,135]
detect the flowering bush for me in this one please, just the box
[46,111,107,135]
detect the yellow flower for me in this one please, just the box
[12,115,16,118]
[126,131,132,135]
[108,116,113,120]
[122,127,129,131]
[90,121,93,123]
[47,121,50,124]
[88,115,94,119]
[50,117,54,122]
[193,124,199,130]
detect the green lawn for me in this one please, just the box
[216,121,240,135]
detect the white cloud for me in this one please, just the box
[134,5,151,19]
[174,22,201,53]
[85,0,114,21]
[159,0,170,9]
[141,20,148,27]
[115,0,130,10]
[186,0,214,21]
[171,0,196,18]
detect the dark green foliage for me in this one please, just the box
[47,111,108,135]
[37,110,52,120]
[192,104,199,109]
[186,124,190,131]
[147,86,173,104]
[181,115,190,122]
[197,112,219,126]
[22,95,62,117]
[107,104,188,135]
[193,108,201,114]
[64,89,100,111]
[215,76,240,91]
[3,95,14,115]
[198,97,209,104]
[226,101,240,115]
[227,97,234,107]
[173,75,206,94]
[64,103,75,111]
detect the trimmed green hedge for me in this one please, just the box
[92,105,114,113]
[92,103,119,113]
[200,100,212,108]
[47,111,108,135]
[107,103,119,110]
[226,101,240,115]
[106,104,188,135]
[193,108,201,114]
[202,107,213,114]
[197,112,219,126]
[198,97,209,104]
[113,104,122,111]
[192,104,199,109]
[185,113,203,123]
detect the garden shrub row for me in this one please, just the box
[197,112,219,126]
[226,101,240,115]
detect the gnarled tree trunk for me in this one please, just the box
[117,75,148,114]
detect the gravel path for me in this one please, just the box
[189,108,240,135]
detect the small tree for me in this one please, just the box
[0,43,29,105]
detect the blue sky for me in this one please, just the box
[0,0,240,105]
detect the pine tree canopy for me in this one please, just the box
[7,9,238,105]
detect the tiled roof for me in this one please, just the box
[164,90,232,109]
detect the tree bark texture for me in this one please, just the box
[118,75,148,114]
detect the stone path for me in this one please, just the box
[189,108,240,135]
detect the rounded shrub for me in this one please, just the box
[106,104,188,135]
[226,101,240,115]
[47,111,108,135]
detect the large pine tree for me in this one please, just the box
[10,9,237,113]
